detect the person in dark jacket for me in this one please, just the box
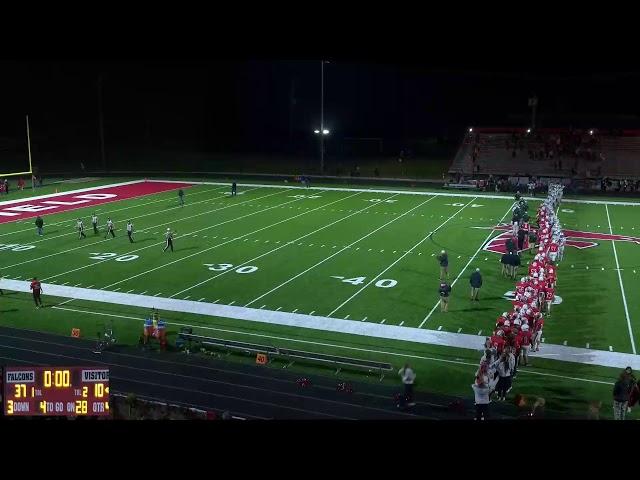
[505,236,517,254]
[613,369,633,420]
[517,228,526,251]
[438,282,452,312]
[470,268,482,301]
[35,216,44,236]
[437,250,449,281]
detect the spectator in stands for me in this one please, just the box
[469,268,482,301]
[472,377,491,420]
[398,363,416,407]
[438,281,452,312]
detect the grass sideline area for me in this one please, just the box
[0,177,638,419]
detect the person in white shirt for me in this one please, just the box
[105,218,115,239]
[91,213,99,234]
[76,219,86,239]
[472,379,491,420]
[398,364,416,407]
[126,220,134,243]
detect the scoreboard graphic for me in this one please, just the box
[3,366,110,417]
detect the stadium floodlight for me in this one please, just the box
[589,130,594,135]
[322,129,330,135]
[468,127,473,133]
[314,129,320,134]
[527,128,531,133]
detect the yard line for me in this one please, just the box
[228,301,235,306]
[126,289,135,293]
[399,321,404,326]
[260,305,267,309]
[112,287,121,292]
[457,328,462,333]
[61,282,69,286]
[39,189,311,285]
[169,191,396,298]
[276,307,282,311]
[6,186,273,271]
[328,199,477,317]
[292,308,298,313]
[380,319,386,324]
[8,186,230,246]
[154,292,162,297]
[605,204,637,354]
[74,283,82,287]
[198,298,206,302]
[213,299,220,304]
[309,310,315,315]
[0,184,226,238]
[139,291,147,295]
[244,195,437,307]
[183,296,191,300]
[419,202,513,328]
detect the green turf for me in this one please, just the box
[1,178,638,419]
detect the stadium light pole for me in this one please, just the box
[318,60,330,173]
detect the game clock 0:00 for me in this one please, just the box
[3,366,110,417]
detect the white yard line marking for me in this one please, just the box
[563,340,568,346]
[329,198,477,317]
[437,325,443,331]
[276,307,282,311]
[419,202,513,328]
[292,308,298,313]
[183,296,191,300]
[61,282,69,286]
[260,305,267,309]
[609,346,613,352]
[244,195,437,307]
[309,311,315,315]
[198,298,206,302]
[344,315,350,319]
[457,327,462,333]
[7,186,273,272]
[586,343,590,349]
[74,283,82,287]
[168,191,372,298]
[112,287,121,292]
[362,316,367,321]
[45,191,329,293]
[380,319,386,324]
[478,330,482,335]
[399,321,405,326]
[213,299,220,304]
[605,204,637,354]
[139,291,147,295]
[126,289,135,293]
[0,183,226,238]
[228,301,235,306]
[154,292,162,297]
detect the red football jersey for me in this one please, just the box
[30,280,41,292]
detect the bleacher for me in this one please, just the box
[449,128,640,180]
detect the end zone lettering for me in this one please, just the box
[82,369,109,382]
[6,371,35,383]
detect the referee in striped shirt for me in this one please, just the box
[163,228,175,252]
[126,220,134,243]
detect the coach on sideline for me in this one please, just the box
[470,268,482,301]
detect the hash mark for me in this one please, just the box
[362,316,367,321]
[228,301,235,305]
[126,289,135,293]
[309,310,315,315]
[260,304,266,309]
[344,314,350,319]
[457,327,462,333]
[292,308,298,313]
[477,330,482,335]
[198,298,206,302]
[399,321,404,326]
[276,307,282,311]
[437,325,442,331]
[609,345,613,351]
[380,319,386,324]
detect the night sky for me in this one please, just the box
[1,59,640,171]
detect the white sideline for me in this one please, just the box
[605,204,637,354]
[145,179,640,206]
[2,278,638,370]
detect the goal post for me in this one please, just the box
[0,114,33,179]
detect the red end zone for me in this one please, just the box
[0,181,193,224]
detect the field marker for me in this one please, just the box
[586,343,590,349]
[61,282,69,286]
[457,327,462,333]
[183,296,191,300]
[355,247,360,250]
[362,316,367,321]
[198,298,206,302]
[275,307,282,311]
[418,252,422,255]
[431,253,435,256]
[87,285,94,288]
[213,299,220,303]
[74,283,82,287]
[605,204,636,354]
[380,319,386,324]
[437,325,442,331]
[154,293,162,297]
[170,191,384,300]
[327,199,475,318]
[380,249,384,253]
[112,287,121,292]
[477,330,482,335]
[260,305,266,309]
[563,340,568,346]
[368,248,372,251]
[126,289,135,293]
[16,187,280,275]
[321,244,326,247]
[399,321,404,326]
[228,301,235,306]
[309,244,314,247]
[309,310,315,315]
[344,314,350,319]
[393,250,397,253]
[542,338,545,343]
[292,308,298,313]
[419,202,512,328]
[139,291,147,295]
[609,345,613,352]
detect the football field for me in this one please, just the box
[1,178,639,418]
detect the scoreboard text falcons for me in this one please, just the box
[3,366,110,417]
